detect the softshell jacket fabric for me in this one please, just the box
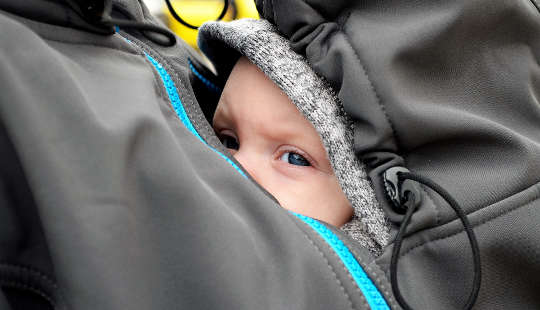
[0,1,398,310]
[256,0,540,309]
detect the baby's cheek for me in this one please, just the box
[312,177,353,227]
[272,174,352,227]
[334,188,354,227]
[265,177,317,216]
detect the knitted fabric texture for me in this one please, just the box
[198,19,389,255]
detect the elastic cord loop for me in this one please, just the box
[390,172,481,310]
[165,0,229,30]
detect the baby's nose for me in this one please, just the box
[232,150,261,182]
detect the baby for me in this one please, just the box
[198,19,389,254]
[213,56,352,227]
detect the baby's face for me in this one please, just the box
[212,57,352,227]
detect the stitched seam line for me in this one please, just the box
[408,179,540,239]
[345,248,400,310]
[352,275,369,309]
[0,263,58,288]
[119,33,247,178]
[293,213,390,310]
[423,186,441,226]
[120,34,193,129]
[339,258,369,309]
[530,0,540,13]
[145,52,247,178]
[289,214,355,310]
[338,12,401,150]
[0,263,67,309]
[140,37,209,136]
[0,280,56,308]
[400,191,540,259]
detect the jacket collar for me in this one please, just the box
[0,0,146,34]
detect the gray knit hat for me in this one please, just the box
[198,19,389,255]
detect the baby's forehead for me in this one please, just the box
[215,58,318,138]
[220,57,300,115]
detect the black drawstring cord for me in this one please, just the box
[68,0,230,46]
[390,171,481,310]
[65,0,177,46]
[165,0,229,30]
[105,0,230,46]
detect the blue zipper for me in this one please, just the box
[144,52,247,178]
[188,58,221,93]
[124,35,389,310]
[292,213,390,310]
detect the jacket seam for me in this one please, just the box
[423,186,441,226]
[0,263,67,310]
[338,12,401,150]
[399,183,540,259]
[0,263,58,288]
[530,0,540,13]
[414,177,540,234]
[338,259,370,309]
[144,45,201,135]
[117,33,179,117]
[0,8,134,54]
[137,37,254,180]
[1,280,56,308]
[290,216,356,310]
[119,32,252,181]
[118,33,190,126]
[345,247,400,310]
[123,36,353,309]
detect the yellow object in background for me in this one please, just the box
[165,0,259,49]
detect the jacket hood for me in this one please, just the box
[0,0,108,33]
[0,0,153,35]
[198,19,390,254]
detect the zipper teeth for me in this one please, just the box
[188,58,221,93]
[293,212,390,310]
[144,54,203,139]
[119,31,389,310]
[145,53,247,178]
[119,33,247,178]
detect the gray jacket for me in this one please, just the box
[0,0,394,309]
[256,0,540,309]
[1,0,539,309]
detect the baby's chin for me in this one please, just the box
[279,201,353,228]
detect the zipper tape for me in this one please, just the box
[124,35,389,309]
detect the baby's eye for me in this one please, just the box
[219,134,239,150]
[279,152,311,166]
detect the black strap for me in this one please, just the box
[71,0,229,46]
[165,0,230,30]
[107,0,230,46]
[390,171,482,310]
